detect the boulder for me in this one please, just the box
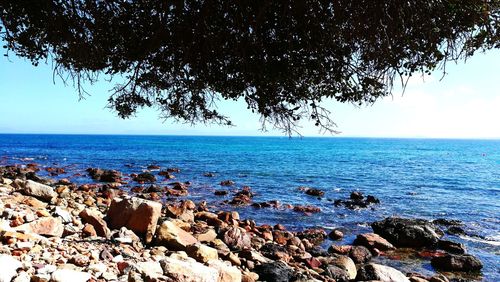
[106,197,162,243]
[223,227,252,250]
[372,217,443,248]
[437,240,466,254]
[155,220,198,250]
[0,255,22,282]
[349,246,372,264]
[254,261,294,282]
[356,263,410,282]
[330,255,356,280]
[160,256,219,282]
[136,261,164,279]
[186,243,219,263]
[353,233,395,251]
[19,180,57,201]
[79,209,111,238]
[325,265,349,282]
[208,260,242,282]
[431,254,482,272]
[16,217,64,237]
[51,269,92,282]
[328,229,344,240]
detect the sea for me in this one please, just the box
[0,134,498,280]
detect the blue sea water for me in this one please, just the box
[0,134,499,280]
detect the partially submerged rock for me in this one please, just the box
[356,263,410,282]
[431,254,483,272]
[371,217,443,248]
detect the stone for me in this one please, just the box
[12,271,30,282]
[0,255,22,282]
[349,245,372,264]
[186,243,219,263]
[437,240,466,254]
[431,254,483,272]
[223,227,252,250]
[254,261,294,282]
[155,220,198,250]
[51,269,92,282]
[328,229,343,240]
[82,224,97,237]
[330,255,356,280]
[356,263,410,282]
[208,259,242,282]
[136,261,163,278]
[16,217,64,237]
[19,180,57,201]
[353,233,395,251]
[195,229,217,242]
[160,256,219,282]
[106,197,162,243]
[79,209,111,238]
[54,207,72,223]
[325,265,349,282]
[372,217,443,248]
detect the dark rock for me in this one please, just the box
[308,246,329,257]
[86,168,122,182]
[166,167,181,173]
[214,190,228,196]
[144,185,163,193]
[350,191,364,200]
[220,180,235,186]
[349,246,372,264]
[296,228,327,245]
[133,172,156,183]
[431,254,482,272]
[328,229,344,240]
[203,172,215,177]
[260,243,289,261]
[371,217,443,248]
[147,164,161,170]
[446,226,466,236]
[437,240,466,254]
[433,218,463,226]
[325,265,349,282]
[254,261,294,282]
[334,192,380,209]
[292,205,321,214]
[366,195,380,204]
[305,188,325,197]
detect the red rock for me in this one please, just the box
[306,257,322,269]
[353,233,395,251]
[79,209,111,238]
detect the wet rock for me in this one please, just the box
[356,263,410,282]
[220,180,235,186]
[325,265,349,282]
[133,172,157,183]
[51,269,92,282]
[0,255,22,282]
[223,227,252,250]
[215,190,229,196]
[17,217,64,237]
[147,164,161,170]
[79,209,111,238]
[328,229,344,240]
[437,240,466,254]
[350,191,364,200]
[186,243,219,263]
[433,218,463,226]
[296,228,327,245]
[160,256,219,282]
[353,233,395,251]
[372,217,443,248]
[208,259,242,282]
[255,261,294,282]
[292,205,321,214]
[431,254,483,272]
[86,168,122,183]
[229,187,254,206]
[446,226,466,236]
[334,191,380,209]
[304,188,325,197]
[155,220,198,250]
[204,172,215,177]
[18,180,57,201]
[349,245,372,264]
[106,196,162,243]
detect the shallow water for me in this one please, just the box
[1,134,499,280]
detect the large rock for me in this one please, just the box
[330,255,356,280]
[223,227,251,250]
[356,263,410,282]
[0,255,22,282]
[79,209,111,238]
[16,217,64,237]
[371,217,443,248]
[353,233,395,251]
[136,261,164,279]
[208,260,242,282]
[254,261,294,282]
[186,243,219,263]
[19,180,57,201]
[160,256,219,282]
[349,246,372,264]
[431,254,482,272]
[106,197,162,243]
[325,265,349,282]
[155,220,198,250]
[51,269,92,282]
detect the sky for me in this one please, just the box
[0,48,499,138]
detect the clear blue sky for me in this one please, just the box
[0,48,499,138]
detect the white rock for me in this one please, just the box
[13,271,30,282]
[207,260,242,282]
[365,263,410,282]
[0,255,23,282]
[51,269,92,282]
[21,180,57,201]
[160,256,219,282]
[88,263,107,273]
[55,207,72,223]
[37,264,57,275]
[136,261,163,278]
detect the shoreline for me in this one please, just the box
[0,163,488,282]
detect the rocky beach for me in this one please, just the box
[0,163,487,282]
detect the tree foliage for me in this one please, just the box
[1,1,499,134]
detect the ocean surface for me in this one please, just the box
[0,134,499,280]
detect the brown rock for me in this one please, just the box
[353,233,395,251]
[79,209,111,238]
[349,245,372,264]
[155,220,198,250]
[17,217,64,237]
[186,243,219,263]
[83,224,97,237]
[106,197,162,243]
[223,227,252,250]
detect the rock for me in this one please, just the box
[51,269,92,282]
[136,261,163,278]
[186,243,219,263]
[305,188,324,197]
[328,229,344,240]
[330,255,356,280]
[106,197,162,243]
[437,240,466,254]
[254,261,294,282]
[356,263,410,282]
[54,207,72,223]
[433,218,463,226]
[208,260,242,282]
[353,233,395,251]
[349,246,372,264]
[12,271,30,282]
[82,224,97,237]
[160,256,219,282]
[431,254,483,272]
[325,265,349,282]
[0,255,22,282]
[223,227,252,250]
[133,172,156,183]
[87,168,122,182]
[79,209,111,238]
[220,180,235,186]
[371,217,443,248]
[195,229,217,242]
[155,220,198,250]
[19,180,57,201]
[16,217,64,237]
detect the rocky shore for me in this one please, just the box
[0,164,484,282]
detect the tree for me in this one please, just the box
[1,1,499,134]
